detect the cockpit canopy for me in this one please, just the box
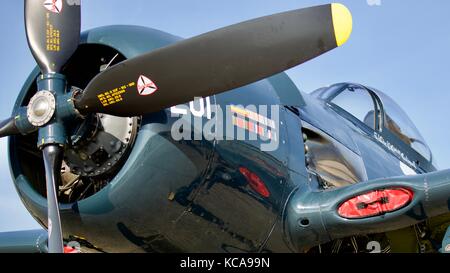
[312,83,433,165]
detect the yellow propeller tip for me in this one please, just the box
[331,3,353,47]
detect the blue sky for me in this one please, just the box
[1,0,450,232]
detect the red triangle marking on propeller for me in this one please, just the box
[137,75,158,96]
[44,0,63,14]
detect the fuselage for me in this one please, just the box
[8,25,437,253]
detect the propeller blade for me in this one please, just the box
[75,3,352,117]
[0,117,20,138]
[42,145,64,253]
[25,0,81,73]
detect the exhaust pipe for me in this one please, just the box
[285,169,450,251]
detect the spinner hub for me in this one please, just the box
[27,90,56,127]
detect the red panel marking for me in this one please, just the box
[239,167,270,198]
[338,188,414,219]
